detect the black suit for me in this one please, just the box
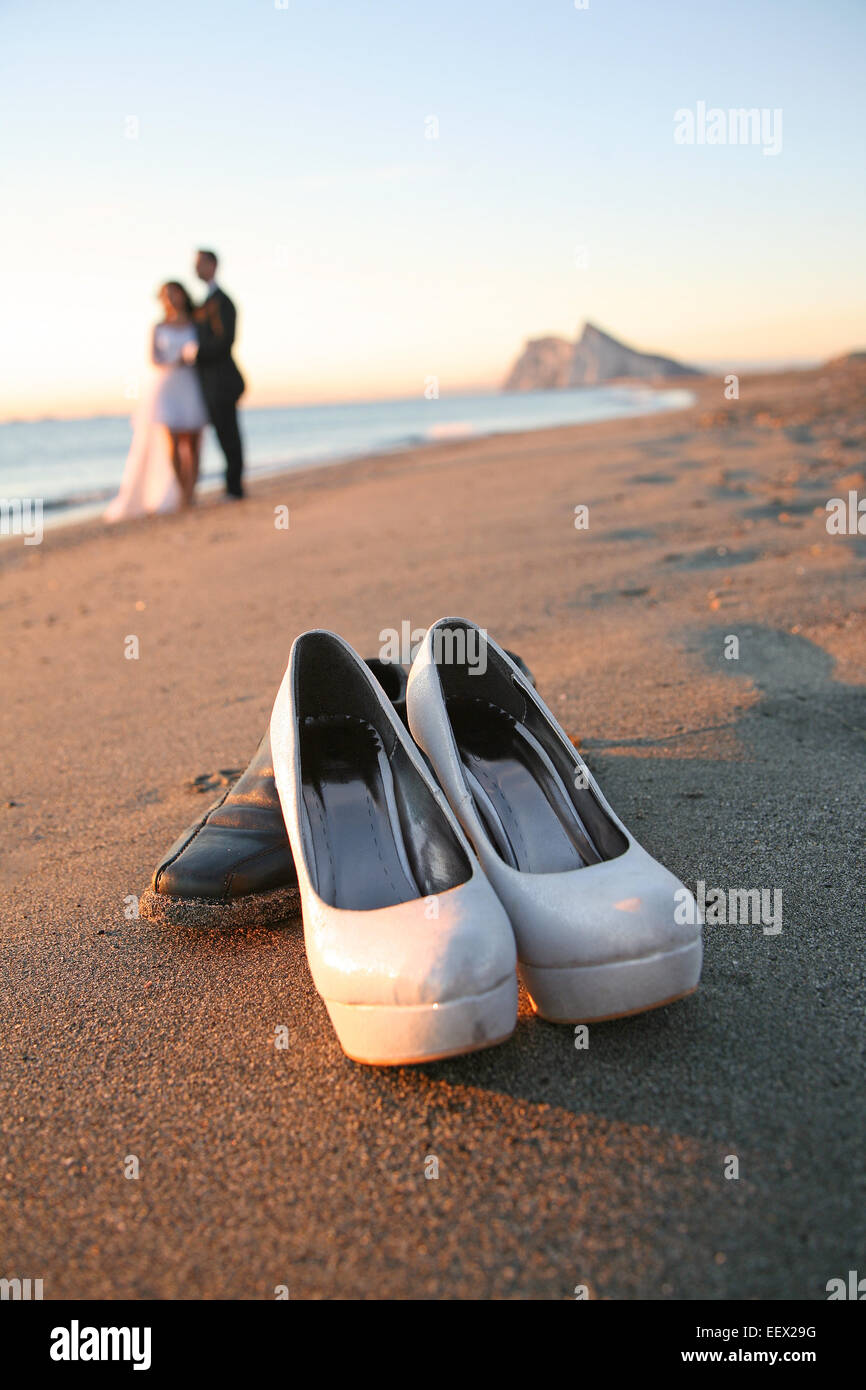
[194,288,246,497]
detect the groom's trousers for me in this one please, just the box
[209,397,245,498]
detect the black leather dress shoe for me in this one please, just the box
[139,651,533,929]
[139,660,408,928]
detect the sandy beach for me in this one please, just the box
[1,362,864,1299]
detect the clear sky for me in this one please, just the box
[1,0,864,419]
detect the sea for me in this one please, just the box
[0,385,694,531]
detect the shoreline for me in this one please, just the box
[5,360,849,557]
[0,378,703,544]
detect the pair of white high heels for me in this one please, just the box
[270,617,702,1065]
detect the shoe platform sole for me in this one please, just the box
[521,937,702,1023]
[324,974,518,1066]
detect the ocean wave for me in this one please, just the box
[424,421,478,441]
[41,487,116,513]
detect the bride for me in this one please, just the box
[105,281,209,522]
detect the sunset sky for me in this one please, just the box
[1,0,864,420]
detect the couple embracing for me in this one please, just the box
[106,250,245,522]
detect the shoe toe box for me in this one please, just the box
[153,820,297,901]
[305,873,517,1007]
[505,848,701,969]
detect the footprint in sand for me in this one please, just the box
[628,472,676,486]
[187,769,243,794]
[586,586,653,606]
[603,527,658,542]
[744,499,823,521]
[711,483,753,500]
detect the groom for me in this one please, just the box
[183,249,246,499]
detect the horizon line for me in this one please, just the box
[0,357,830,426]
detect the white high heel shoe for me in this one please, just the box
[406,618,703,1023]
[269,630,518,1065]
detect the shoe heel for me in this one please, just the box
[324,975,518,1066]
[520,938,702,1023]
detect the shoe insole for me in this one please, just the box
[448,699,603,874]
[301,716,421,910]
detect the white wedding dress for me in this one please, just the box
[105,323,209,523]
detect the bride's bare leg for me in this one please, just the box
[166,429,185,500]
[176,433,197,505]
